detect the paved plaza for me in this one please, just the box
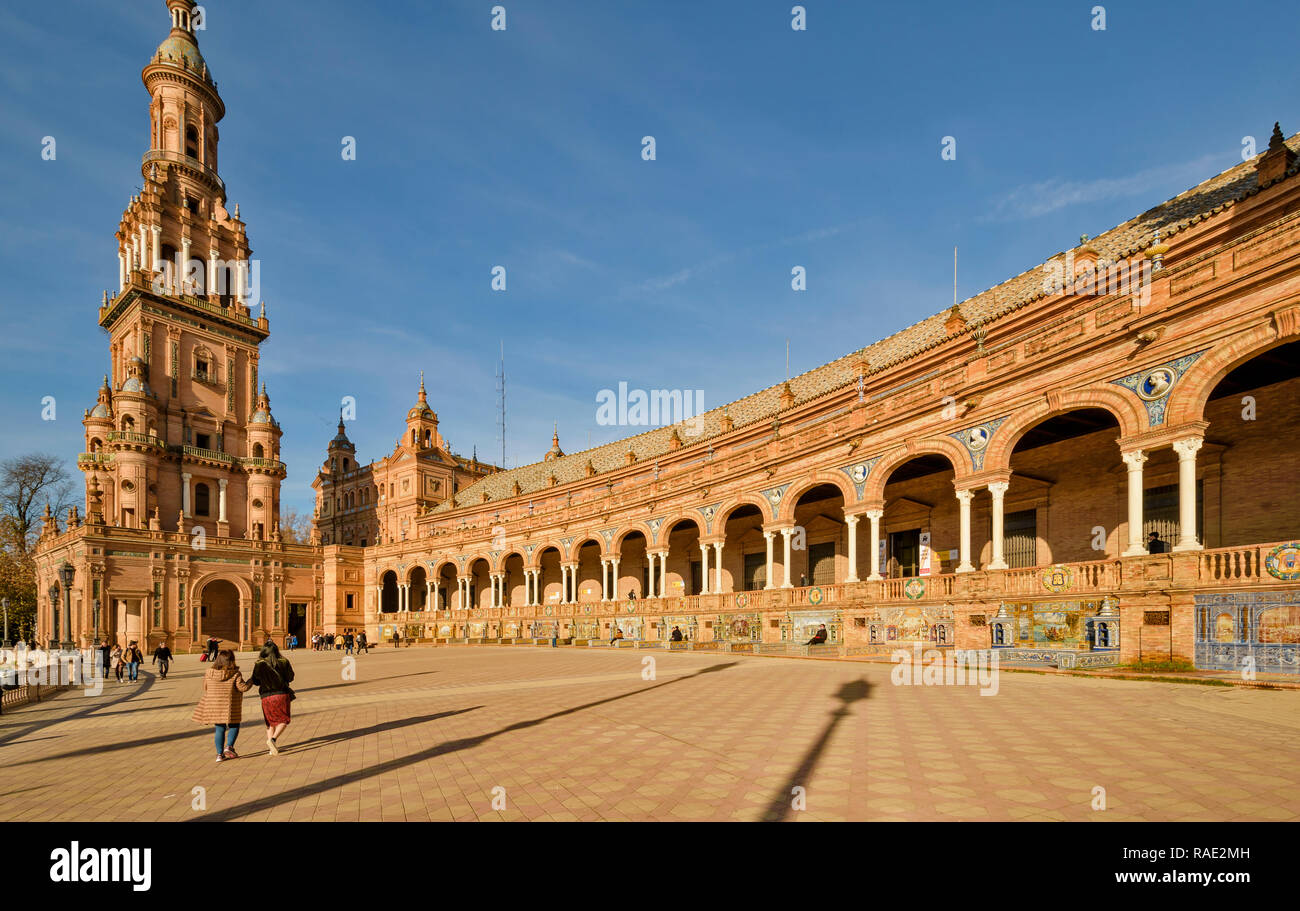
[1,647,1297,822]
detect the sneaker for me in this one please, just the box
[216,755,224,763]
[267,737,279,756]
[223,749,238,760]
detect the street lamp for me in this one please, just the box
[93,597,101,649]
[48,583,60,648]
[2,597,10,647]
[58,562,75,650]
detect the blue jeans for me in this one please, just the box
[127,662,140,681]
[214,723,240,755]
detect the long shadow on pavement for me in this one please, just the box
[762,678,871,822]
[0,670,158,749]
[191,660,739,821]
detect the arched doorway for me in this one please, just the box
[380,571,399,613]
[201,579,240,644]
[1006,408,1121,563]
[880,454,959,577]
[537,546,563,605]
[468,558,491,609]
[720,504,765,591]
[790,484,847,587]
[665,520,703,596]
[1203,340,1300,547]
[409,566,427,611]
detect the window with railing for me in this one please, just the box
[1004,509,1037,569]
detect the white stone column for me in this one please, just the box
[208,248,218,294]
[433,581,441,611]
[375,585,383,614]
[527,570,535,606]
[845,514,860,582]
[781,527,794,588]
[1122,450,1149,556]
[1173,438,1203,551]
[217,478,228,523]
[955,489,974,573]
[181,472,192,516]
[118,250,126,290]
[644,555,654,599]
[987,481,1009,570]
[138,225,148,266]
[699,544,711,595]
[610,558,620,600]
[712,543,724,594]
[180,237,192,292]
[150,225,161,272]
[425,580,432,610]
[764,531,775,589]
[236,260,247,304]
[866,509,883,581]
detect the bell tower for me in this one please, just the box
[84,0,285,540]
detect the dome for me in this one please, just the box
[120,376,153,395]
[250,410,272,424]
[407,404,435,421]
[89,403,113,419]
[154,34,208,77]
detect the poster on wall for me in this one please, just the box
[919,532,932,576]
[878,538,886,572]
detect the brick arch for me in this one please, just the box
[464,554,492,573]
[612,523,655,554]
[1163,325,1293,426]
[713,493,774,529]
[660,513,705,538]
[776,471,857,523]
[864,437,971,503]
[429,558,457,579]
[493,550,527,573]
[530,543,565,571]
[982,386,1146,470]
[375,567,401,585]
[404,564,428,584]
[192,572,252,605]
[566,536,605,561]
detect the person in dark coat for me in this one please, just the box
[1147,531,1169,554]
[670,626,683,642]
[152,641,174,679]
[806,624,828,646]
[245,641,295,755]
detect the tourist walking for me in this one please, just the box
[356,630,368,655]
[125,641,143,682]
[344,632,354,655]
[206,636,219,661]
[245,641,295,755]
[152,641,173,679]
[99,639,111,681]
[191,649,251,761]
[110,643,124,683]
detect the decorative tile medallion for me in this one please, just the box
[761,484,790,513]
[808,586,824,606]
[949,416,1007,471]
[1266,542,1300,580]
[1110,350,1205,425]
[904,578,926,600]
[1040,563,1075,593]
[839,457,880,500]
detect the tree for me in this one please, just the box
[0,453,75,641]
[278,508,313,544]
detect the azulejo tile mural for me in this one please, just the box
[1195,590,1300,672]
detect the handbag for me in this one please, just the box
[200,652,208,662]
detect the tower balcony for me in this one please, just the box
[142,149,224,197]
[77,452,115,469]
[182,444,234,466]
[106,431,166,452]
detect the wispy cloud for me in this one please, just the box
[983,155,1220,221]
[616,220,867,300]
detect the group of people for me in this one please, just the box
[311,631,367,653]
[95,639,176,683]
[192,641,297,762]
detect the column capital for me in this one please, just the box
[954,487,975,503]
[987,480,1009,497]
[218,477,228,489]
[1121,449,1148,469]
[844,513,860,526]
[865,508,883,520]
[1172,436,1204,459]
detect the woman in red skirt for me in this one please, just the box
[246,641,295,755]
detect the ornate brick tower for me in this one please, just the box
[85,0,284,539]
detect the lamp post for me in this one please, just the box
[93,597,101,649]
[48,583,60,649]
[58,562,75,651]
[2,597,10,647]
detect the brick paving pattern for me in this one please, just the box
[1,647,1297,822]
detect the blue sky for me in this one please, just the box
[1,0,1296,519]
